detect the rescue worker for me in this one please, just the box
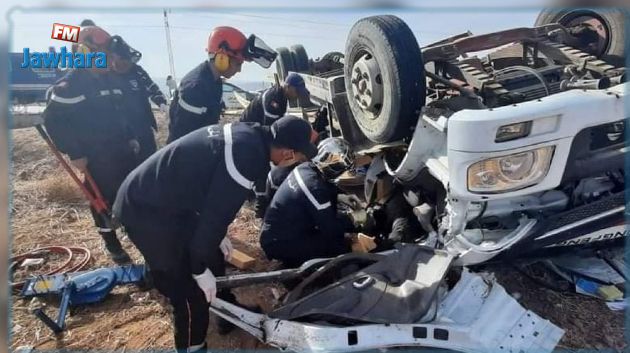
[250,75,315,217]
[240,72,311,126]
[112,116,317,352]
[253,163,298,218]
[167,27,257,142]
[43,26,139,264]
[166,75,177,99]
[260,137,361,267]
[109,34,168,162]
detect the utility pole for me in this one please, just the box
[163,8,176,82]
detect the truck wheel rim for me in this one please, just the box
[350,52,384,119]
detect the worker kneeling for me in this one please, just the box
[113,116,316,352]
[260,137,362,267]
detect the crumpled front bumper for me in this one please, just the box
[210,269,563,353]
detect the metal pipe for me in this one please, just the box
[425,71,480,99]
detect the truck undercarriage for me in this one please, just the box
[212,8,627,353]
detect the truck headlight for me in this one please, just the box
[467,146,555,193]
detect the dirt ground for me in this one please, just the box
[8,111,626,351]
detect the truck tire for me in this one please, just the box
[290,44,310,72]
[322,51,344,64]
[344,15,425,144]
[535,8,626,67]
[275,47,295,81]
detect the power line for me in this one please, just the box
[216,12,350,28]
[13,17,456,42]
[11,23,343,40]
[169,25,343,41]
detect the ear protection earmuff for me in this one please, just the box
[214,51,230,72]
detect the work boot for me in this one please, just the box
[100,231,132,264]
[186,341,207,353]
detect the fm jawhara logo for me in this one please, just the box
[21,23,107,69]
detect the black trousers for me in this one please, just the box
[135,128,158,163]
[85,148,138,231]
[123,210,234,350]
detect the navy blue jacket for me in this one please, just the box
[43,69,136,160]
[240,85,287,126]
[113,122,271,274]
[167,61,222,142]
[267,164,297,196]
[119,64,167,132]
[260,162,349,253]
[253,163,298,218]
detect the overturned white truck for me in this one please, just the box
[212,9,627,352]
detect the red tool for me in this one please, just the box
[35,124,113,228]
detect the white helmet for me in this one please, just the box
[313,137,355,182]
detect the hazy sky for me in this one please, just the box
[9,5,541,84]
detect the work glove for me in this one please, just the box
[337,194,363,210]
[129,139,140,155]
[159,103,169,113]
[349,209,368,228]
[192,268,217,303]
[70,157,88,172]
[219,237,233,261]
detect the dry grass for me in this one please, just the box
[9,111,278,351]
[9,110,626,351]
[38,173,84,204]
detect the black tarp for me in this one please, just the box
[270,245,453,324]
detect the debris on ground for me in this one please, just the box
[9,111,626,351]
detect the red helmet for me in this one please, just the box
[78,26,112,51]
[206,26,249,62]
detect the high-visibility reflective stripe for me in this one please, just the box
[293,169,331,210]
[262,89,281,119]
[223,124,254,190]
[270,124,277,138]
[50,93,86,104]
[268,172,280,190]
[178,97,207,115]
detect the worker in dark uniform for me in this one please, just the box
[240,72,311,126]
[260,137,361,267]
[43,26,139,264]
[249,75,313,217]
[167,27,275,143]
[166,75,177,99]
[112,116,316,352]
[110,35,168,161]
[253,163,299,218]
